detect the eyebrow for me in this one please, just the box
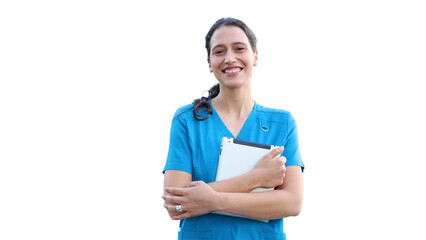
[211,42,248,51]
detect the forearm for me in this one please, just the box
[215,189,302,220]
[214,166,303,220]
[163,169,259,219]
[163,167,303,221]
[163,170,192,218]
[163,166,303,221]
[208,171,260,193]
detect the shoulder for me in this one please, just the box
[254,102,296,124]
[172,103,195,120]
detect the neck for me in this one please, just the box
[211,84,254,118]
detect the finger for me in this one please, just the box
[165,186,188,196]
[185,181,203,188]
[172,212,191,220]
[163,203,186,213]
[163,203,172,210]
[265,146,284,159]
[279,156,287,165]
[163,194,185,204]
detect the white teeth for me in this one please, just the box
[224,68,241,73]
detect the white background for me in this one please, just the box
[1,0,425,239]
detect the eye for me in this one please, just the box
[214,50,224,55]
[236,47,245,51]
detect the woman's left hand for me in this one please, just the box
[162,181,218,220]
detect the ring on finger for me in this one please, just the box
[176,205,183,213]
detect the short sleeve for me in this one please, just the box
[162,112,193,174]
[283,113,304,172]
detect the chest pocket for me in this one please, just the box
[253,118,287,148]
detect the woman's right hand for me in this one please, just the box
[252,147,286,189]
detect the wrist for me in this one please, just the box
[248,169,263,189]
[212,191,227,212]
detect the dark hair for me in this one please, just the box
[192,17,257,121]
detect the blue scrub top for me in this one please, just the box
[163,101,304,240]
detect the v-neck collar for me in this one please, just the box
[210,99,257,139]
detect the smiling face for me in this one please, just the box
[208,26,258,90]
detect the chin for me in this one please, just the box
[220,78,249,90]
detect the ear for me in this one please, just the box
[208,61,213,73]
[253,50,259,66]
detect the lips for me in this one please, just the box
[222,67,243,74]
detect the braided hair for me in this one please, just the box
[192,83,220,120]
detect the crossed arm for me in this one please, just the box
[162,147,304,220]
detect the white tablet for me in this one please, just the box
[213,137,279,222]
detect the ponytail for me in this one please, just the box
[192,84,220,121]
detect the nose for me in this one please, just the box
[225,51,236,64]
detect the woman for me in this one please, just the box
[162,17,304,240]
